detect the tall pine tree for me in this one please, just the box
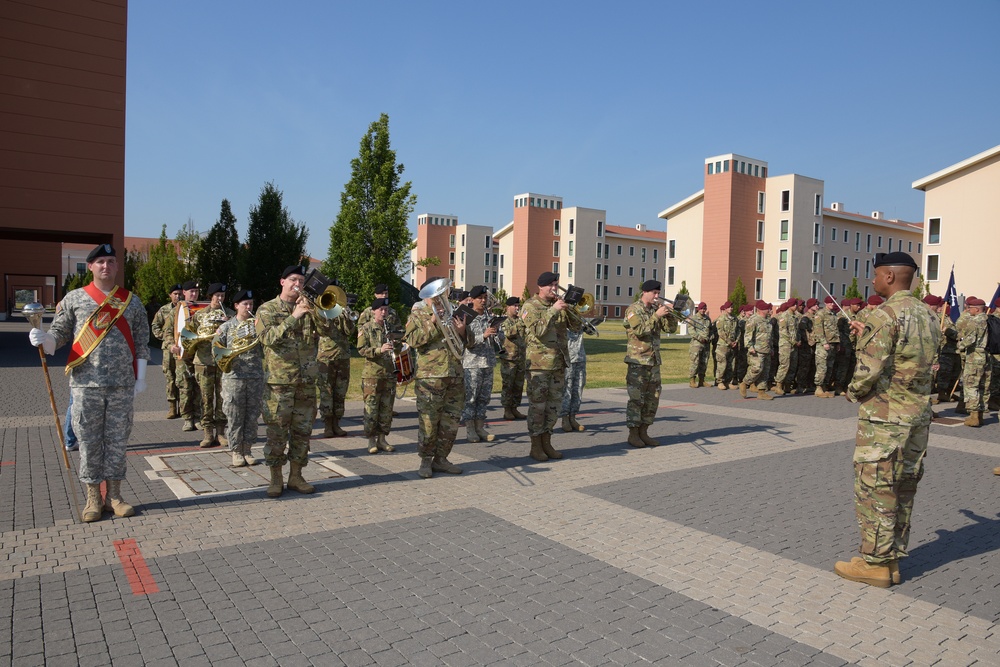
[197,199,243,291]
[242,182,309,303]
[324,113,416,308]
[728,276,748,311]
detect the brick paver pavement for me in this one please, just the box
[1,321,998,666]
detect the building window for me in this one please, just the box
[898,239,903,252]
[756,249,763,271]
[616,286,621,296]
[597,221,604,237]
[604,243,610,259]
[877,235,883,248]
[568,240,574,256]
[779,249,788,270]
[499,255,504,268]
[485,253,490,266]
[553,219,560,236]
[917,242,922,254]
[841,283,847,296]
[865,260,871,279]
[668,240,675,258]
[492,271,497,284]
[596,242,603,257]
[461,234,465,247]
[758,192,765,214]
[757,220,764,242]
[667,267,674,285]
[553,241,559,257]
[616,265,622,276]
[829,282,834,296]
[602,285,608,301]
[778,279,787,299]
[595,263,602,280]
[629,246,635,257]
[499,275,503,288]
[603,265,609,280]
[842,257,848,270]
[926,255,939,281]
[484,270,490,282]
[653,248,658,262]
[568,218,574,234]
[707,163,713,175]
[830,255,836,269]
[780,190,790,212]
[568,262,573,278]
[812,251,820,273]
[855,232,861,251]
[449,269,454,281]
[628,287,634,297]
[754,278,762,300]
[780,220,789,241]
[814,223,821,245]
[485,235,491,248]
[866,234,872,253]
[811,280,819,299]
[449,234,455,248]
[640,268,646,281]
[815,193,822,216]
[461,251,465,262]
[552,262,558,273]
[928,218,941,244]
[831,227,837,241]
[723,159,730,172]
[628,266,634,277]
[854,258,859,277]
[641,248,647,263]
[615,306,622,318]
[652,268,658,281]
[493,253,497,266]
[908,241,912,252]
[460,269,465,281]
[449,252,455,264]
[843,229,848,243]
[617,244,623,255]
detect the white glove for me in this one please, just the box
[29,328,56,355]
[134,359,147,397]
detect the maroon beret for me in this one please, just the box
[721,300,732,310]
[966,297,985,307]
[867,295,884,306]
[922,294,943,306]
[806,298,819,309]
[697,302,707,310]
[754,300,771,311]
[823,296,835,304]
[740,304,754,313]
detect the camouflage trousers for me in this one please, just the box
[775,344,798,388]
[853,420,928,564]
[362,377,395,436]
[688,340,709,379]
[177,359,202,419]
[745,352,770,390]
[161,349,179,403]
[714,345,734,386]
[796,345,816,392]
[835,346,856,390]
[318,358,351,420]
[70,386,133,485]
[414,376,463,459]
[221,377,263,452]
[962,352,993,412]
[462,367,494,422]
[814,343,838,388]
[500,359,525,409]
[526,368,565,436]
[195,365,226,430]
[560,360,587,417]
[767,346,779,385]
[262,382,317,467]
[625,363,661,427]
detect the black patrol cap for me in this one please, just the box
[373,283,388,294]
[233,290,253,304]
[281,265,305,279]
[86,243,115,262]
[506,297,520,306]
[873,252,918,270]
[169,284,183,293]
[453,289,469,301]
[207,282,226,296]
[181,280,198,291]
[537,271,559,286]
[469,285,487,298]
[371,297,389,309]
[641,280,661,292]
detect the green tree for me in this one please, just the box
[729,276,748,312]
[175,218,203,284]
[134,225,185,305]
[197,199,243,291]
[521,284,532,304]
[64,270,92,296]
[845,277,862,299]
[679,280,690,296]
[242,182,309,303]
[123,248,145,293]
[493,288,508,315]
[911,274,926,299]
[324,113,416,309]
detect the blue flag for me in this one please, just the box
[944,267,960,323]
[990,283,1000,312]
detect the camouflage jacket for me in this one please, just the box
[256,296,331,385]
[815,309,840,344]
[689,312,711,344]
[214,316,263,379]
[566,328,586,364]
[847,290,938,426]
[522,295,578,371]
[356,305,401,331]
[463,312,500,370]
[186,305,234,366]
[714,313,737,347]
[743,313,772,354]
[48,285,151,388]
[778,310,797,346]
[357,319,396,379]
[623,301,673,366]
[958,312,989,357]
[500,315,526,362]
[150,301,177,349]
[317,312,357,362]
[404,301,471,378]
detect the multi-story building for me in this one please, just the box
[660,153,922,308]
[409,214,498,292]
[912,144,1000,300]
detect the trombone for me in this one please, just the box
[651,293,709,335]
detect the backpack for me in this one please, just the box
[986,316,1000,355]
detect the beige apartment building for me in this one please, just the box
[912,144,1000,301]
[409,214,498,292]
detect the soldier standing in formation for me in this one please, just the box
[835,252,938,588]
[214,290,263,467]
[317,289,357,438]
[256,265,332,498]
[560,325,587,432]
[461,286,499,443]
[499,297,527,420]
[773,300,799,395]
[623,280,675,448]
[687,302,711,387]
[713,300,736,390]
[186,282,233,448]
[796,298,819,394]
[740,301,773,400]
[172,280,203,432]
[813,296,840,397]
[357,298,398,454]
[150,283,182,419]
[522,272,578,462]
[957,296,992,427]
[734,304,752,387]
[29,244,150,522]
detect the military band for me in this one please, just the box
[461,285,500,443]
[357,297,398,454]
[186,282,234,448]
[150,283,182,418]
[214,289,263,467]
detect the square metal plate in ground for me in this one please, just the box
[144,449,359,499]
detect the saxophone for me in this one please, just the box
[213,317,259,372]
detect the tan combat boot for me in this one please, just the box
[377,433,395,452]
[627,427,646,448]
[562,415,574,432]
[689,377,698,388]
[756,389,774,401]
[717,383,728,390]
[955,399,968,415]
[851,557,901,584]
[964,411,982,427]
[242,442,257,466]
[167,400,179,419]
[216,427,228,447]
[503,407,517,421]
[474,419,495,442]
[834,558,891,588]
[568,415,585,432]
[638,424,659,447]
[738,382,748,398]
[182,417,197,432]
[466,422,480,443]
[815,387,831,398]
[432,456,462,474]
[82,483,104,522]
[697,375,705,388]
[232,451,246,467]
[529,435,548,461]
[993,466,1000,476]
[199,427,215,448]
[418,457,434,479]
[287,462,315,494]
[367,436,379,454]
[104,480,135,517]
[266,466,284,498]
[773,385,785,396]
[511,407,527,420]
[539,432,562,459]
[323,417,335,438]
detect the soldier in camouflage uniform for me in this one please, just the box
[357,298,398,454]
[256,265,334,497]
[30,244,150,523]
[734,304,752,386]
[624,280,676,448]
[712,301,737,389]
[687,302,711,387]
[500,297,527,420]
[172,281,203,432]
[957,297,992,427]
[560,326,587,432]
[355,282,402,331]
[214,290,263,467]
[317,299,357,437]
[774,301,799,395]
[522,272,580,461]
[989,298,1000,412]
[834,298,863,395]
[835,252,938,588]
[185,282,234,448]
[150,284,182,418]
[740,301,773,400]
[920,295,953,404]
[404,278,474,478]
[795,299,819,394]
[461,286,500,443]
[814,296,841,396]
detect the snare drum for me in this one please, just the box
[393,343,416,385]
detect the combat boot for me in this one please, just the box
[717,383,728,390]
[216,427,228,447]
[232,451,246,467]
[529,435,548,462]
[852,557,901,584]
[104,480,135,517]
[562,415,574,432]
[418,457,434,479]
[199,427,215,448]
[167,400,179,419]
[503,406,517,421]
[989,397,1000,411]
[82,484,104,523]
[331,417,347,437]
[323,417,335,438]
[689,377,698,388]
[937,391,951,403]
[474,419,494,442]
[964,411,982,427]
[377,433,395,452]
[834,558,891,588]
[242,442,257,466]
[182,417,197,432]
[266,466,283,498]
[638,424,659,447]
[568,414,585,432]
[756,389,774,401]
[697,375,705,388]
[540,432,562,459]
[511,407,527,420]
[367,436,379,454]
[466,422,480,443]
[993,466,1000,476]
[627,427,646,448]
[955,399,968,415]
[773,385,785,396]
[815,387,831,398]
[738,382,748,398]
[286,462,315,494]
[432,456,462,474]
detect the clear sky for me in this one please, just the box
[125,1,1000,260]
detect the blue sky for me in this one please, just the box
[125,1,1000,260]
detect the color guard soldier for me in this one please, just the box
[957,296,992,427]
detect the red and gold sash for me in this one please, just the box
[66,284,137,376]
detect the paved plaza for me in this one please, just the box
[1,320,999,666]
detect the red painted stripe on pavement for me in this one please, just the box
[0,461,14,467]
[113,539,160,595]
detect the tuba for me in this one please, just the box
[418,277,466,360]
[213,318,259,373]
